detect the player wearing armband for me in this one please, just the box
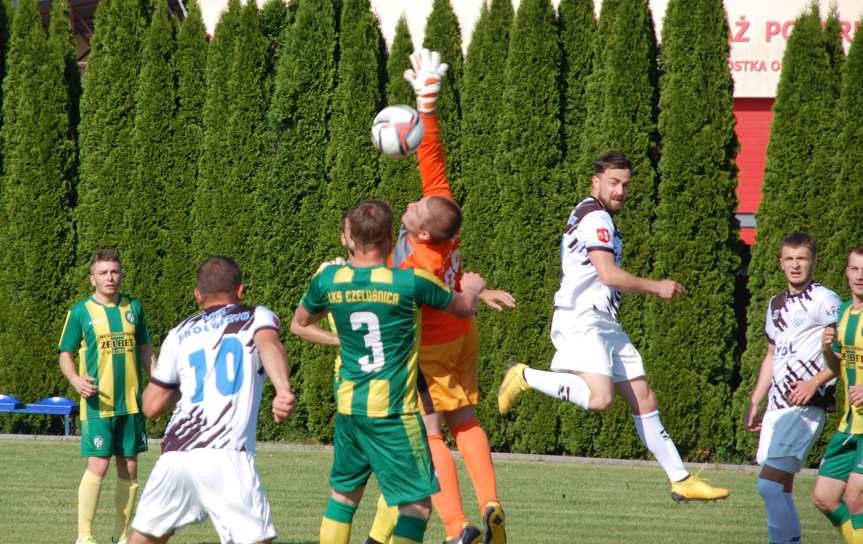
[812,246,863,543]
[291,199,487,544]
[746,232,840,544]
[128,256,296,544]
[497,151,730,502]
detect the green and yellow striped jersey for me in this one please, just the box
[58,294,151,421]
[301,264,453,418]
[834,300,863,434]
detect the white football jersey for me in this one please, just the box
[554,197,623,319]
[764,282,841,411]
[152,304,281,454]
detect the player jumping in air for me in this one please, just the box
[812,246,863,543]
[291,199,487,544]
[497,151,730,502]
[128,256,296,544]
[746,232,841,544]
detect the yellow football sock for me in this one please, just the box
[369,494,398,543]
[78,470,104,538]
[320,498,356,544]
[114,478,139,541]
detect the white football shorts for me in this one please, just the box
[132,449,276,544]
[550,307,645,383]
[756,405,826,470]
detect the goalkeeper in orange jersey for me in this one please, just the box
[371,48,513,544]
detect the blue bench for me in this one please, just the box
[0,394,79,436]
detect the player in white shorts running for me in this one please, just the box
[128,256,296,544]
[746,232,840,544]
[497,151,729,502]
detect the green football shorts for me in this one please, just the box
[330,412,439,506]
[80,413,148,457]
[818,431,863,481]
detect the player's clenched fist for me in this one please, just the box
[655,279,686,300]
[404,48,448,113]
[822,325,836,353]
[272,389,297,423]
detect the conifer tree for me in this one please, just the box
[193,0,242,260]
[303,0,385,441]
[375,15,419,224]
[75,0,148,260]
[736,5,841,457]
[423,0,464,201]
[160,0,207,330]
[0,0,77,430]
[558,0,595,180]
[255,0,337,440]
[459,0,513,445]
[124,1,176,344]
[825,19,863,298]
[649,0,740,458]
[491,0,563,453]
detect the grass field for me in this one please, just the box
[0,437,841,544]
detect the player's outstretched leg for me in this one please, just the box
[498,363,595,415]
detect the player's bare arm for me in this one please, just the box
[59,351,97,398]
[443,272,485,319]
[822,325,840,376]
[479,288,516,312]
[140,343,157,375]
[141,381,180,419]
[589,249,686,299]
[746,344,775,432]
[290,309,339,346]
[254,327,296,423]
[789,365,836,406]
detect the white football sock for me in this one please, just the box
[784,491,801,542]
[632,410,689,482]
[523,368,591,410]
[757,478,798,544]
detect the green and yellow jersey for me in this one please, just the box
[834,300,863,434]
[301,264,453,418]
[58,294,151,421]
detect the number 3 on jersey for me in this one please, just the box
[188,336,245,403]
[350,311,386,373]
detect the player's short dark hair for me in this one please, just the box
[345,199,393,250]
[780,231,816,259]
[424,196,462,243]
[594,151,633,175]
[89,249,121,271]
[848,245,863,261]
[197,256,242,297]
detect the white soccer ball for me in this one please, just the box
[371,105,425,159]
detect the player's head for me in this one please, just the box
[846,246,863,301]
[89,249,123,298]
[195,256,244,306]
[591,151,632,214]
[342,199,394,256]
[778,231,816,291]
[402,195,462,243]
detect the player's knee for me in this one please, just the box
[589,392,614,412]
[812,489,840,513]
[399,498,432,521]
[757,478,783,501]
[844,490,863,514]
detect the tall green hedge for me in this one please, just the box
[650,0,740,460]
[824,19,863,297]
[736,5,842,460]
[374,15,420,223]
[124,1,176,345]
[160,0,207,331]
[302,0,385,441]
[460,0,513,442]
[75,0,148,264]
[491,0,563,453]
[423,0,464,202]
[0,0,76,430]
[255,0,338,440]
[558,0,595,180]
